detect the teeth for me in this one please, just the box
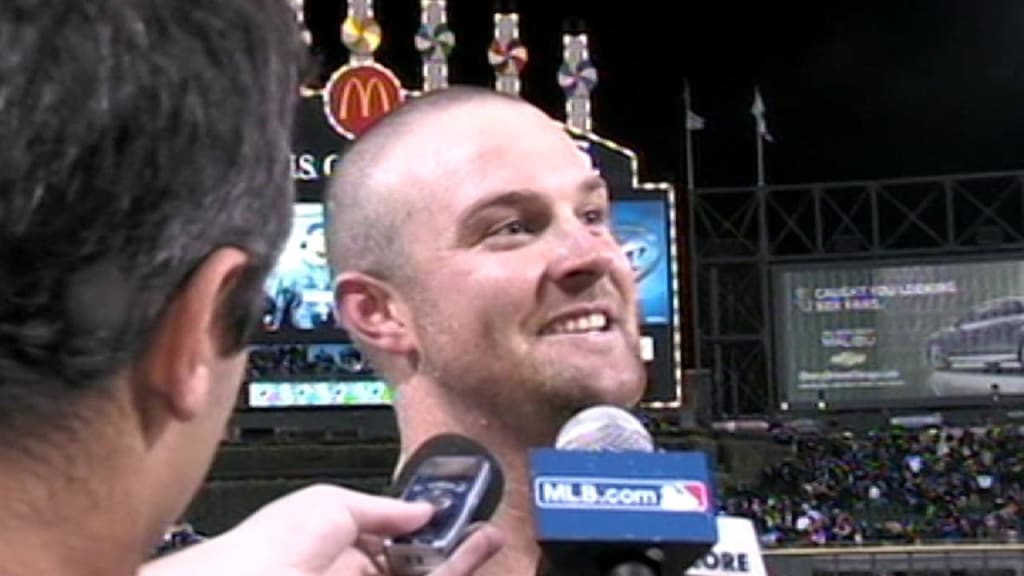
[547,312,608,335]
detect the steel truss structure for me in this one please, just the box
[690,170,1024,417]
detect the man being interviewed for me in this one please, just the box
[329,86,647,576]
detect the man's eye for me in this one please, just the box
[490,219,528,236]
[582,208,608,225]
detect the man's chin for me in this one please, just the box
[584,366,646,406]
[552,381,643,420]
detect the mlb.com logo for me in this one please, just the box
[534,476,710,512]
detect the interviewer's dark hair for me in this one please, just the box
[0,0,300,435]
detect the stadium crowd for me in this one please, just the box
[721,424,1024,547]
[246,344,373,380]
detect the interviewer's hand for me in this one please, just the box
[140,483,502,576]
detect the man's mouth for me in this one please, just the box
[540,311,611,336]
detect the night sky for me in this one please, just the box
[304,0,1024,190]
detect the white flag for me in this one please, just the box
[684,79,705,131]
[751,86,774,142]
[686,110,705,131]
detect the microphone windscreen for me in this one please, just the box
[554,405,654,453]
[391,433,505,522]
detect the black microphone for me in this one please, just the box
[385,434,504,576]
[532,405,718,576]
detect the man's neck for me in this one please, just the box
[0,465,145,576]
[416,437,543,576]
[476,442,542,576]
[395,384,562,576]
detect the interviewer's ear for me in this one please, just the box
[137,247,252,421]
[334,271,417,355]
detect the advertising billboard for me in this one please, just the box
[775,257,1024,406]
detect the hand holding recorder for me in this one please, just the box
[141,479,502,576]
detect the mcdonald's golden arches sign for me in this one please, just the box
[323,62,404,139]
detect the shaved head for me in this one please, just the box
[326,86,529,284]
[327,82,644,450]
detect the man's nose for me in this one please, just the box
[545,223,617,294]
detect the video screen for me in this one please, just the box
[246,343,391,408]
[775,257,1024,406]
[262,202,335,334]
[611,199,672,325]
[248,380,393,408]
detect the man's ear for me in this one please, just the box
[136,247,252,422]
[334,271,417,355]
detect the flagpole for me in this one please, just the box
[683,79,696,193]
[683,80,703,370]
[756,121,765,187]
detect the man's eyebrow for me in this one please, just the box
[456,190,539,226]
[580,174,609,196]
[455,175,609,228]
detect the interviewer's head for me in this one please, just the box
[0,0,300,549]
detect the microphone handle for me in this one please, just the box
[606,562,658,576]
[536,553,662,576]
[536,564,657,576]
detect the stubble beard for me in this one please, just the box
[422,346,638,447]
[409,298,644,445]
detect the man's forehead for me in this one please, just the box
[399,100,552,159]
[382,104,574,182]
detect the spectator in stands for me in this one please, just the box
[0,2,499,576]
[153,522,207,558]
[721,424,1024,546]
[328,86,647,576]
